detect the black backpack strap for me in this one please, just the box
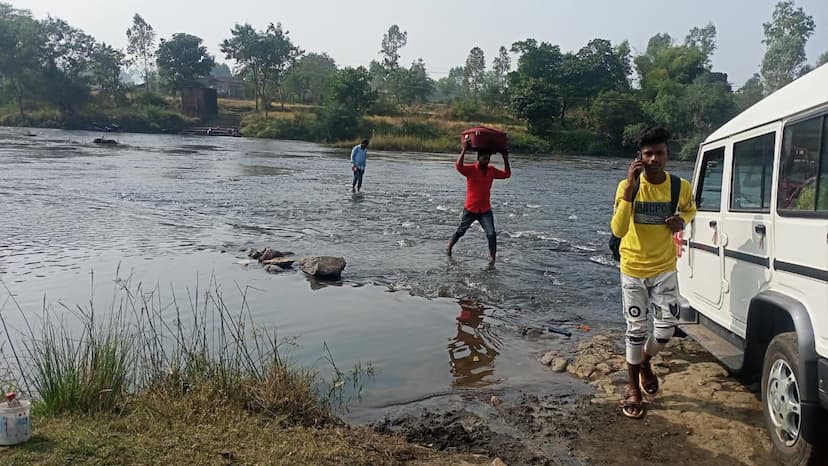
[630,176,641,203]
[669,173,681,214]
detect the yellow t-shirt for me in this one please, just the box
[611,172,697,279]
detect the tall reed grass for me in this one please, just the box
[0,271,370,426]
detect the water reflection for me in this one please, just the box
[447,298,504,388]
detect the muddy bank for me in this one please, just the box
[374,331,778,465]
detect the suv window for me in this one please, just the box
[779,115,826,214]
[696,147,724,212]
[731,132,775,212]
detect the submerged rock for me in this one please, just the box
[259,248,293,262]
[247,248,263,259]
[264,264,288,274]
[298,256,346,279]
[261,257,296,269]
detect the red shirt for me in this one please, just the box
[456,161,511,213]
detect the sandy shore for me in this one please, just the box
[375,330,779,465]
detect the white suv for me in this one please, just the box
[677,64,828,465]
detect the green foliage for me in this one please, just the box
[380,24,407,69]
[242,112,318,140]
[761,1,815,92]
[27,309,133,415]
[735,73,765,111]
[283,52,336,104]
[131,91,169,108]
[156,33,215,94]
[684,23,717,67]
[589,90,644,147]
[463,47,486,96]
[329,66,376,114]
[90,42,126,104]
[125,14,155,92]
[221,23,302,112]
[318,104,360,141]
[509,77,560,136]
[211,62,232,78]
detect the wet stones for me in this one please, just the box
[298,256,347,280]
[541,351,569,373]
[551,358,568,373]
[246,246,346,280]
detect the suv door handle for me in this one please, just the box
[754,224,766,235]
[709,220,717,228]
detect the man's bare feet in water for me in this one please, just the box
[488,252,496,264]
[446,242,453,256]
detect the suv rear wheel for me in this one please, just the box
[761,332,823,465]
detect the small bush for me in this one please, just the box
[131,92,171,109]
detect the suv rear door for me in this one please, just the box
[721,126,777,336]
[774,112,828,358]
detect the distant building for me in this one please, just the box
[181,87,218,120]
[208,77,244,99]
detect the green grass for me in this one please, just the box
[0,274,489,465]
[3,273,366,425]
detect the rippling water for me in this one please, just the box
[0,127,691,411]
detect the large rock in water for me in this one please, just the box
[298,256,346,279]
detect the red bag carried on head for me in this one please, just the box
[461,126,508,152]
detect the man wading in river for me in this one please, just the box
[351,139,369,193]
[446,138,511,264]
[610,125,696,419]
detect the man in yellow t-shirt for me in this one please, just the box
[611,125,697,419]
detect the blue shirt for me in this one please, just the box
[351,145,367,170]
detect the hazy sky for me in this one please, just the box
[10,0,828,86]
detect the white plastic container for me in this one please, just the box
[0,399,31,445]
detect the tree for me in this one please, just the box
[380,24,407,70]
[492,46,511,85]
[481,47,511,111]
[221,24,259,108]
[685,23,717,67]
[817,51,828,67]
[282,52,336,104]
[0,4,45,117]
[328,66,376,114]
[90,42,126,104]
[221,23,301,113]
[389,59,434,110]
[321,66,376,141]
[735,73,765,111]
[509,77,560,136]
[126,14,155,92]
[39,16,96,114]
[508,39,565,129]
[211,63,232,78]
[463,47,486,96]
[589,90,644,147]
[434,66,464,102]
[575,38,631,97]
[614,40,633,77]
[761,0,815,92]
[156,33,215,96]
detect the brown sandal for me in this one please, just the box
[639,362,660,396]
[621,386,644,419]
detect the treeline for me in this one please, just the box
[1,1,826,156]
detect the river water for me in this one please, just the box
[0,127,691,416]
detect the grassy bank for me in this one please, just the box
[0,101,196,134]
[0,275,482,465]
[240,109,555,155]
